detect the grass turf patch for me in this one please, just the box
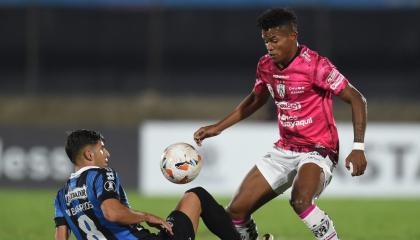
[0,189,418,240]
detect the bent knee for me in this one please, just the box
[289,195,313,214]
[186,186,207,196]
[186,187,211,202]
[183,191,199,201]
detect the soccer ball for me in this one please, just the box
[160,143,202,184]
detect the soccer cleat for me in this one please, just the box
[234,218,258,240]
[261,233,274,240]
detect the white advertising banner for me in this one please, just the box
[139,121,420,197]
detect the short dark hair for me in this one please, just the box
[257,8,298,32]
[65,129,105,164]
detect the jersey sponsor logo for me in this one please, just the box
[279,114,298,121]
[65,185,88,206]
[326,68,345,90]
[104,180,116,192]
[326,69,339,84]
[277,83,286,98]
[272,74,289,79]
[277,101,302,111]
[289,86,305,94]
[330,75,344,90]
[65,201,94,216]
[301,49,311,62]
[280,117,313,128]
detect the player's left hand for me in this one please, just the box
[345,150,367,177]
[145,214,174,235]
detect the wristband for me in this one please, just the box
[353,142,365,151]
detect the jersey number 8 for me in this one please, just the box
[78,215,106,240]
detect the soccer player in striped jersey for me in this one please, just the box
[54,129,241,240]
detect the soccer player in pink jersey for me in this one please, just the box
[193,8,367,240]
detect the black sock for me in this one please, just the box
[186,187,240,240]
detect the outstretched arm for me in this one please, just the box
[194,89,270,145]
[338,83,368,176]
[101,199,173,235]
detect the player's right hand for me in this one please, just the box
[145,213,173,236]
[193,124,221,146]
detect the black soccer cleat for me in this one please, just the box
[235,218,258,240]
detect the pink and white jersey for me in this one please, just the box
[254,45,348,162]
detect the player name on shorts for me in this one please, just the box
[65,185,88,206]
[65,201,94,216]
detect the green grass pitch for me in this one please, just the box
[0,189,419,240]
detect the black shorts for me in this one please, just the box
[138,210,195,240]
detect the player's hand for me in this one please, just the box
[345,150,367,177]
[193,124,221,146]
[145,213,173,236]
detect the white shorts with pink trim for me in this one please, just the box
[256,146,335,196]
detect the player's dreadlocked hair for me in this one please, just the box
[257,8,298,32]
[65,129,105,164]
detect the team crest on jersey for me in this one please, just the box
[104,181,116,192]
[277,83,286,98]
[65,185,88,206]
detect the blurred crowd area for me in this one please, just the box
[1,0,420,126]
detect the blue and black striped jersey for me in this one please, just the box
[54,166,147,240]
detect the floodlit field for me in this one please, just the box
[0,189,419,240]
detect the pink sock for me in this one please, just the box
[299,204,316,219]
[232,218,249,225]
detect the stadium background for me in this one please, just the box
[0,0,419,239]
